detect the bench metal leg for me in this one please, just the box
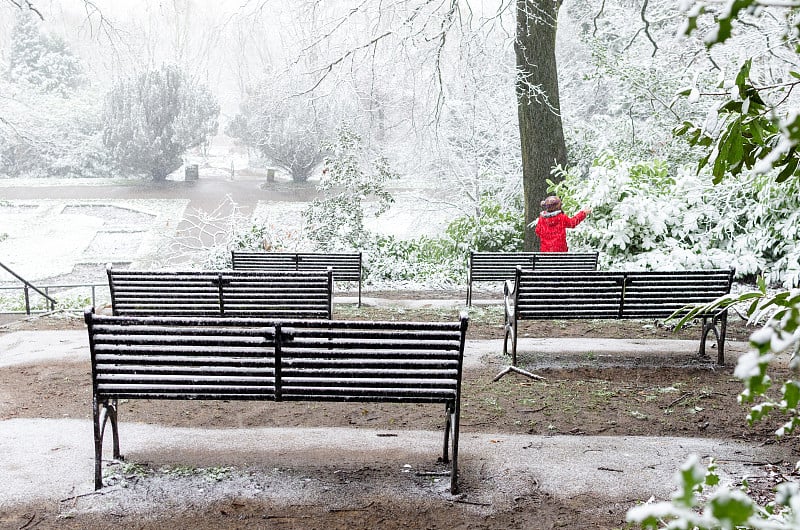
[717,312,728,366]
[109,399,121,460]
[449,404,460,495]
[92,397,103,490]
[699,317,710,358]
[503,317,518,365]
[441,403,451,464]
[438,403,459,494]
[93,397,121,490]
[699,312,728,366]
[466,281,472,307]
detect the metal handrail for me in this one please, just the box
[0,261,59,315]
[0,282,109,315]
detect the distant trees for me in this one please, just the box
[102,64,219,180]
[227,75,337,183]
[0,8,107,179]
[7,8,83,95]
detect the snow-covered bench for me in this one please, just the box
[503,268,736,365]
[466,251,598,305]
[106,265,333,319]
[231,251,363,306]
[85,308,469,493]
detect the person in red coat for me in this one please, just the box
[534,196,592,252]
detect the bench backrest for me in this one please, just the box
[515,270,626,319]
[86,310,468,405]
[107,267,333,319]
[231,251,362,282]
[621,270,735,319]
[231,252,298,271]
[469,251,598,282]
[86,312,279,400]
[512,268,735,319]
[468,252,536,282]
[531,252,599,271]
[279,318,468,403]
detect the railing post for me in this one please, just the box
[23,285,31,315]
[45,286,54,311]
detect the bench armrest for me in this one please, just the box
[504,278,516,298]
[504,279,516,318]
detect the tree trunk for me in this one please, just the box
[515,0,567,251]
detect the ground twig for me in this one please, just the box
[666,392,693,408]
[493,366,545,382]
[452,498,492,507]
[18,512,36,530]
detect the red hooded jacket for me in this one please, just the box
[534,210,587,252]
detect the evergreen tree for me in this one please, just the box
[8,8,83,95]
[102,64,219,180]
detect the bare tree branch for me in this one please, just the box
[4,0,43,19]
[592,0,605,37]
[640,0,658,57]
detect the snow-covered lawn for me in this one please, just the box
[0,199,187,284]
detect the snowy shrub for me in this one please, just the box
[551,153,800,287]
[232,74,340,182]
[362,235,463,287]
[446,195,524,253]
[0,81,111,179]
[361,198,523,287]
[8,9,84,96]
[303,125,397,252]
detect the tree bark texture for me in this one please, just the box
[515,0,567,251]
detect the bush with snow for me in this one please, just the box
[551,153,800,287]
[0,80,111,179]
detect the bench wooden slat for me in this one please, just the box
[96,385,275,400]
[284,358,459,368]
[98,374,276,384]
[96,364,275,374]
[279,388,457,399]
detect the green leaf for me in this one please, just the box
[727,121,744,169]
[735,59,753,92]
[674,121,693,136]
[709,491,755,526]
[782,381,800,410]
[776,156,799,183]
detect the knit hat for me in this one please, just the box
[541,196,562,213]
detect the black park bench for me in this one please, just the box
[231,251,363,306]
[466,251,599,306]
[85,309,469,494]
[503,268,736,365]
[107,265,333,319]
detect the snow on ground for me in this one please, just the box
[0,199,187,284]
[0,202,103,280]
[251,192,456,242]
